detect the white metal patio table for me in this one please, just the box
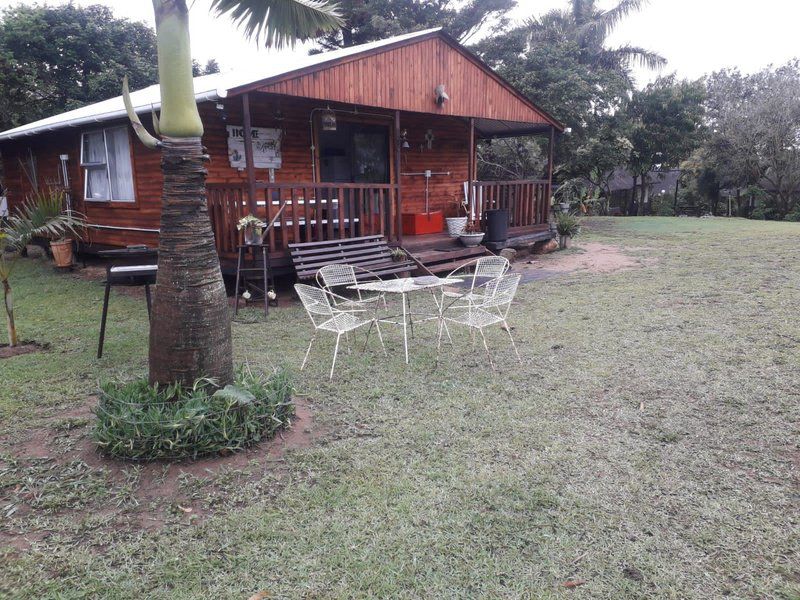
[348,276,463,364]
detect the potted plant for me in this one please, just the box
[389,247,408,262]
[2,194,84,347]
[23,190,84,268]
[237,214,265,245]
[554,178,587,214]
[459,220,485,247]
[555,211,581,249]
[445,195,469,238]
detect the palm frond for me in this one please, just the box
[210,0,343,49]
[611,45,667,70]
[577,0,648,46]
[3,191,86,251]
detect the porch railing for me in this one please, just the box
[469,179,551,228]
[207,182,400,258]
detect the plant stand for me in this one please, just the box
[234,243,277,318]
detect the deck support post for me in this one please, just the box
[242,93,257,215]
[394,110,403,244]
[468,117,475,220]
[546,125,555,224]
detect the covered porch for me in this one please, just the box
[206,94,557,272]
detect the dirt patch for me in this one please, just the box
[517,242,646,280]
[0,396,321,550]
[0,341,48,360]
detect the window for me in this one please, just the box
[80,126,135,202]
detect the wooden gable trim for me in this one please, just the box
[226,30,563,131]
[226,30,442,97]
[435,31,564,131]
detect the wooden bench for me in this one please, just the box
[289,235,414,280]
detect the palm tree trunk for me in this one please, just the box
[148,137,233,386]
[145,0,232,386]
[3,279,17,347]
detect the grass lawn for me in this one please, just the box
[1,217,798,599]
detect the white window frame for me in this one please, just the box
[80,126,135,203]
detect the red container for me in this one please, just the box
[401,210,444,235]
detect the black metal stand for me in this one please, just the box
[234,243,277,317]
[96,246,158,359]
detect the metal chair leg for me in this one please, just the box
[330,333,342,381]
[301,333,316,371]
[374,320,387,356]
[503,319,522,363]
[97,281,111,359]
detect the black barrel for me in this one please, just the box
[484,208,509,243]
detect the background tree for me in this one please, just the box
[477,138,546,181]
[127,0,341,387]
[193,58,221,76]
[625,75,706,214]
[0,4,159,132]
[476,0,662,184]
[312,0,514,50]
[701,62,800,219]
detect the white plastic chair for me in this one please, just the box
[437,273,522,370]
[316,264,387,311]
[441,255,510,304]
[295,283,386,380]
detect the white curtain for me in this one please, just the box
[106,127,134,201]
[83,131,109,200]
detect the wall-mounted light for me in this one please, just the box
[434,84,449,107]
[321,106,337,131]
[216,102,227,122]
[425,129,435,149]
[400,129,410,149]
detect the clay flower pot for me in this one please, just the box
[50,238,74,267]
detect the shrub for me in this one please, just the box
[555,211,582,237]
[750,204,780,221]
[785,205,800,222]
[651,195,676,216]
[93,367,293,461]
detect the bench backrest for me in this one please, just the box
[289,235,409,280]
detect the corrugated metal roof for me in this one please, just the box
[0,28,441,141]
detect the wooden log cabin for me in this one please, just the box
[0,28,563,275]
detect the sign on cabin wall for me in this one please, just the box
[226,126,282,169]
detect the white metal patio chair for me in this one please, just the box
[295,283,387,381]
[441,255,511,304]
[437,273,522,371]
[316,263,387,311]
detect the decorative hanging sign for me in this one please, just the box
[226,126,282,169]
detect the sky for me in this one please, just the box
[1,0,799,87]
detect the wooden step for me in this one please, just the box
[412,245,486,263]
[404,242,491,275]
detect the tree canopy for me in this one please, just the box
[0,4,160,132]
[312,0,515,51]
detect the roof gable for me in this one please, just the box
[0,28,561,141]
[244,31,561,128]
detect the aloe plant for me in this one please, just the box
[126,0,341,386]
[1,191,85,346]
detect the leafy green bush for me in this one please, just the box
[93,367,293,461]
[651,195,676,216]
[750,204,780,221]
[785,205,800,222]
[555,211,582,237]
